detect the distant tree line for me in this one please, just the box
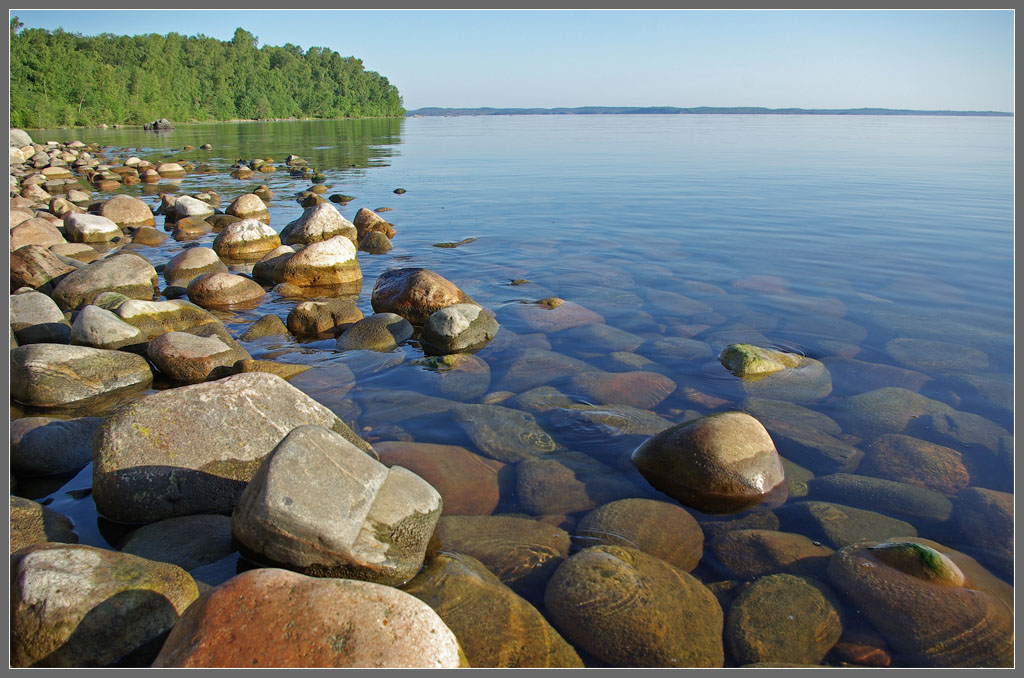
[9,20,405,128]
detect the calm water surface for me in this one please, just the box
[20,115,1014,667]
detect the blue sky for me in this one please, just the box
[9,9,1015,112]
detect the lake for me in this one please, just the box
[17,114,1014,667]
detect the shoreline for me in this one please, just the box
[21,115,407,132]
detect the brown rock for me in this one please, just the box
[371,267,474,325]
[10,496,78,553]
[98,194,155,229]
[10,243,78,290]
[706,529,834,580]
[575,498,704,572]
[861,434,970,494]
[565,370,676,409]
[186,272,266,310]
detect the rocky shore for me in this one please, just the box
[9,127,1014,668]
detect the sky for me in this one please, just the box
[8,9,1016,112]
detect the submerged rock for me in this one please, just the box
[574,498,704,572]
[451,403,558,463]
[706,528,834,581]
[515,450,643,516]
[860,434,970,494]
[775,500,917,549]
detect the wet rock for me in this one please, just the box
[725,351,833,403]
[575,498,703,572]
[51,253,159,311]
[949,487,1013,581]
[336,312,413,351]
[148,331,251,384]
[10,218,67,250]
[225,193,270,221]
[92,372,369,523]
[515,450,643,516]
[904,410,1009,458]
[239,314,289,340]
[885,337,990,375]
[821,356,933,396]
[401,551,583,667]
[498,298,604,334]
[737,397,842,436]
[171,217,213,240]
[564,370,676,410]
[10,543,199,667]
[164,249,229,288]
[491,347,597,393]
[281,202,357,245]
[544,544,724,667]
[506,385,578,413]
[120,514,235,571]
[9,290,71,344]
[806,472,953,524]
[375,441,506,516]
[98,194,155,229]
[131,226,168,246]
[152,568,463,668]
[232,425,441,586]
[831,387,955,440]
[10,415,103,477]
[251,245,296,283]
[631,412,788,514]
[371,267,474,326]
[49,242,101,263]
[274,235,362,289]
[635,335,715,365]
[62,212,122,243]
[725,574,843,666]
[543,403,674,467]
[286,298,362,336]
[451,403,558,463]
[420,303,499,355]
[414,353,492,401]
[706,528,834,580]
[10,244,78,290]
[357,231,393,253]
[230,358,312,381]
[11,343,152,408]
[212,218,281,261]
[114,298,221,341]
[776,500,917,549]
[549,322,645,357]
[763,419,864,474]
[719,343,803,376]
[827,539,1013,667]
[10,496,78,553]
[186,272,266,310]
[353,206,395,240]
[860,434,970,494]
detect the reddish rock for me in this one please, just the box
[371,268,474,325]
[565,370,676,409]
[500,297,604,334]
[10,244,78,290]
[861,434,970,494]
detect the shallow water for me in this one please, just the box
[17,115,1014,667]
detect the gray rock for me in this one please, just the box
[232,425,441,586]
[10,128,33,147]
[62,212,123,243]
[70,304,146,351]
[10,415,103,477]
[10,343,152,409]
[420,303,499,355]
[51,253,159,311]
[9,290,71,344]
[280,202,357,245]
[516,450,644,516]
[806,473,953,524]
[335,312,413,351]
[775,500,917,549]
[114,299,222,341]
[830,387,954,440]
[172,195,215,221]
[120,514,235,572]
[147,331,251,384]
[92,372,371,523]
[452,403,558,463]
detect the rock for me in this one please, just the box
[550,323,645,358]
[375,441,506,516]
[353,206,395,240]
[806,473,953,524]
[11,343,152,409]
[171,195,214,222]
[9,290,71,344]
[286,298,363,336]
[706,528,834,580]
[51,253,159,311]
[719,343,804,376]
[414,353,492,401]
[776,500,917,549]
[515,450,643,516]
[336,312,413,351]
[499,298,604,334]
[233,425,440,586]
[49,242,100,263]
[251,245,296,283]
[10,244,78,290]
[281,202,357,245]
[212,218,281,261]
[171,217,212,240]
[575,498,704,572]
[225,193,270,220]
[239,314,289,340]
[542,403,674,467]
[904,410,1009,458]
[206,213,241,231]
[737,397,842,436]
[725,574,843,666]
[761,419,864,474]
[230,359,311,381]
[148,331,251,384]
[827,539,1013,667]
[98,194,154,229]
[371,268,474,325]
[725,351,833,403]
[635,335,715,365]
[357,231,393,254]
[10,128,34,146]
[433,515,571,602]
[186,272,266,309]
[420,303,499,355]
[564,370,677,410]
[92,372,370,523]
[131,226,168,246]
[544,545,724,667]
[451,403,558,463]
[120,514,235,572]
[631,412,788,514]
[506,386,578,413]
[10,496,78,553]
[949,487,1013,580]
[113,298,221,341]
[10,415,103,477]
[163,247,228,288]
[491,347,597,393]
[152,568,463,668]
[10,543,199,667]
[885,337,990,375]
[401,551,583,667]
[860,434,970,494]
[10,218,67,251]
[62,212,123,244]
[274,235,362,290]
[831,387,955,441]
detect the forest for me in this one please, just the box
[9,20,405,129]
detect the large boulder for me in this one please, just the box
[371,268,474,326]
[10,343,152,409]
[231,425,442,586]
[152,568,463,668]
[10,543,199,668]
[280,202,357,245]
[92,372,371,523]
[631,411,788,514]
[51,253,159,311]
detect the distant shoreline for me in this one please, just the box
[406,106,1013,118]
